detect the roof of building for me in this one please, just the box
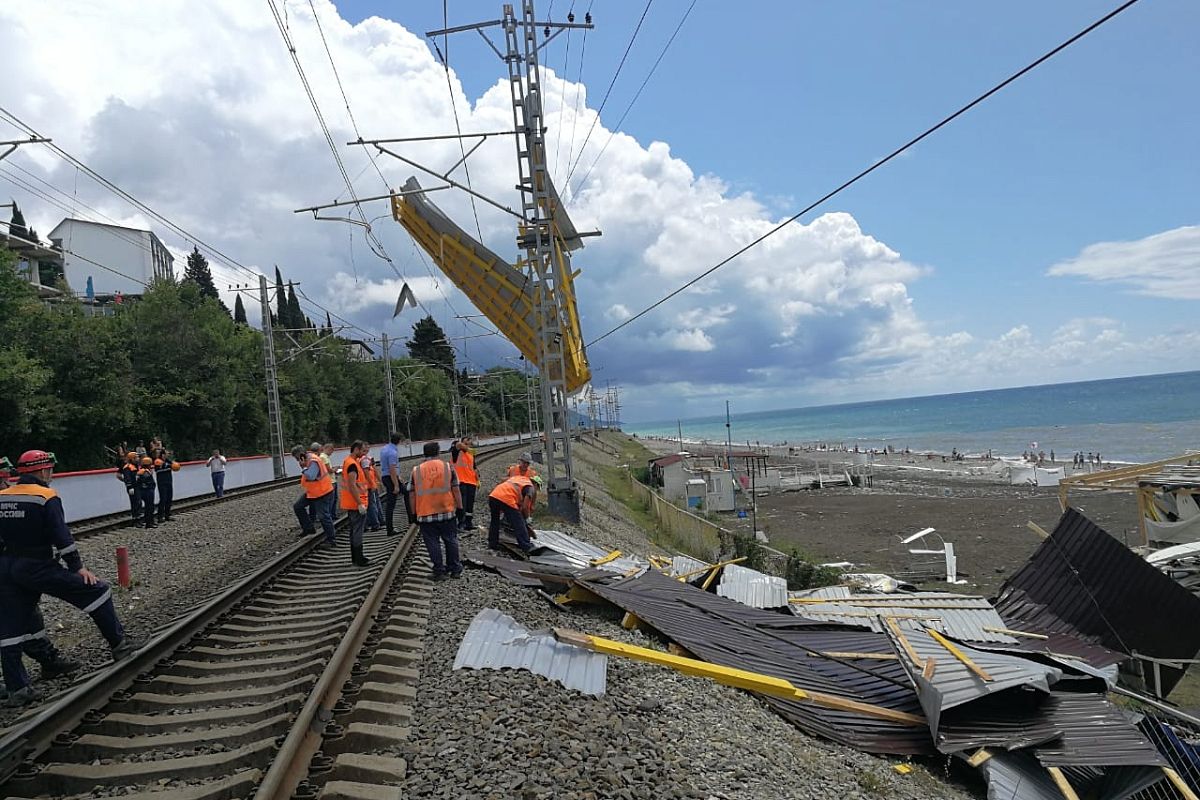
[649,454,684,467]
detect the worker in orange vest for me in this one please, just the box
[338,440,371,567]
[487,474,541,553]
[506,452,539,480]
[292,445,336,546]
[409,441,463,580]
[361,450,383,532]
[451,436,479,532]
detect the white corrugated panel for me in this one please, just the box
[668,555,711,578]
[716,564,788,608]
[526,529,646,574]
[787,593,1017,644]
[453,608,607,696]
[789,585,852,601]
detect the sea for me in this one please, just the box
[628,370,1200,464]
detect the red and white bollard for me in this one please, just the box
[116,546,131,589]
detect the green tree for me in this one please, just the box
[286,282,303,330]
[406,315,455,375]
[8,202,27,241]
[274,266,286,326]
[184,246,228,313]
[233,293,248,325]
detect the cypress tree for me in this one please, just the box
[184,247,227,312]
[274,266,286,326]
[233,294,248,325]
[8,202,27,241]
[286,282,303,330]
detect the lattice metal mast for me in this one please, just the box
[258,275,286,479]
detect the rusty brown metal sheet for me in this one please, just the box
[579,570,934,755]
[994,508,1200,696]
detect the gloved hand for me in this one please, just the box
[357,504,367,514]
[127,488,134,496]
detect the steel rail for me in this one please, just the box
[255,524,417,799]
[0,441,526,789]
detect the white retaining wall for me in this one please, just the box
[52,434,528,523]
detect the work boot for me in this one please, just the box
[38,657,82,678]
[111,637,139,662]
[352,555,371,567]
[299,528,316,537]
[4,686,42,708]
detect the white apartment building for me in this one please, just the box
[48,218,175,297]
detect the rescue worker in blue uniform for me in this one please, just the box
[135,456,157,529]
[0,457,79,705]
[0,450,136,706]
[153,450,178,523]
[121,451,141,525]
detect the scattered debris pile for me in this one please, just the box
[459,508,1200,800]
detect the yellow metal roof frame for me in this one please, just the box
[392,179,591,392]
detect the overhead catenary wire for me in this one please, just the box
[583,0,1145,351]
[438,0,484,243]
[569,0,695,203]
[562,0,594,187]
[552,1,576,181]
[562,0,654,191]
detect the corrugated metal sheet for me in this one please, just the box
[937,690,1067,754]
[526,529,647,575]
[789,593,1018,644]
[716,564,788,609]
[884,625,1061,735]
[976,751,1066,800]
[789,585,852,601]
[579,570,934,755]
[452,608,607,696]
[462,550,544,587]
[1032,693,1166,769]
[668,554,711,578]
[995,508,1200,695]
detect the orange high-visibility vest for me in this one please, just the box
[454,449,478,486]
[489,476,533,513]
[506,463,539,479]
[411,459,456,518]
[339,454,368,510]
[302,455,334,499]
[361,456,378,491]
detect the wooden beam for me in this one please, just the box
[552,627,925,726]
[966,748,993,768]
[922,657,937,680]
[982,626,1050,640]
[1163,767,1200,800]
[1027,521,1051,540]
[1047,767,1082,800]
[620,612,642,631]
[926,628,993,682]
[590,549,623,566]
[884,617,922,666]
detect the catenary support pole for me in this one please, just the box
[260,275,286,479]
[382,333,397,435]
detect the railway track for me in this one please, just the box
[69,438,530,540]
[0,443,522,800]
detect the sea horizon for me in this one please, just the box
[626,369,1200,464]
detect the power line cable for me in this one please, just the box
[562,0,653,190]
[570,0,695,203]
[584,0,1144,350]
[552,1,576,181]
[436,0,484,242]
[562,0,594,186]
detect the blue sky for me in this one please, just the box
[334,0,1198,346]
[3,1,1197,422]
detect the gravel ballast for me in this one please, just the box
[1,481,313,727]
[398,441,980,800]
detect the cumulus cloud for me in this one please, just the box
[2,1,1190,422]
[1047,225,1200,299]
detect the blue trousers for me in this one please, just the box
[0,556,124,692]
[295,492,336,544]
[366,489,382,529]
[488,497,532,550]
[212,471,225,497]
[419,518,462,576]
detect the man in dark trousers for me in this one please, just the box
[487,474,541,553]
[338,441,370,567]
[379,432,411,536]
[410,441,463,580]
[153,450,179,523]
[120,451,141,525]
[135,456,157,529]
[0,450,136,706]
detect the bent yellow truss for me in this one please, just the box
[391,177,590,393]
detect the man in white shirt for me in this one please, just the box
[206,450,227,497]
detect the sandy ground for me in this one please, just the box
[639,439,1142,598]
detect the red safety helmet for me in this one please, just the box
[16,450,57,474]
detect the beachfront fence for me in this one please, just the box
[627,471,726,562]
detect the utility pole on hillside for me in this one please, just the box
[259,275,286,479]
[382,333,397,435]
